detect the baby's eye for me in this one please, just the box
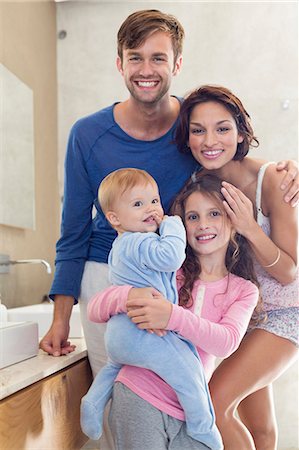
[152,198,160,204]
[133,201,143,207]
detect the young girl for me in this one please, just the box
[174,85,298,449]
[87,173,260,450]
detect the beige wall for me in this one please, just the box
[0,2,59,308]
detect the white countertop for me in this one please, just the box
[0,338,88,400]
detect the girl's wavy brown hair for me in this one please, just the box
[171,173,265,325]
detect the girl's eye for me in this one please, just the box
[217,127,230,133]
[187,213,198,221]
[134,201,143,207]
[210,210,221,217]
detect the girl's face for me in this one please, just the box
[188,101,244,170]
[184,191,232,259]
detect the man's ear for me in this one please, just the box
[106,211,120,228]
[173,55,183,76]
[116,56,123,75]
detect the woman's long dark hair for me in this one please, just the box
[171,173,264,324]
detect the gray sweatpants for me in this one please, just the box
[108,383,211,450]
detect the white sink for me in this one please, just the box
[7,303,83,338]
[0,321,39,369]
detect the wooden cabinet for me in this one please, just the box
[0,358,93,450]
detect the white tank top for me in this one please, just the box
[254,162,298,311]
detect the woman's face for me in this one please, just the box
[188,101,244,170]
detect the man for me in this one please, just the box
[41,9,196,370]
[40,8,298,449]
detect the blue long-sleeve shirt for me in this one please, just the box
[50,102,198,302]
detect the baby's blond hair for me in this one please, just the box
[98,168,157,214]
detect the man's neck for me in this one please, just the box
[114,95,180,141]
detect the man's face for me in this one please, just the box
[117,31,182,105]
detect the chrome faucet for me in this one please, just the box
[0,255,52,274]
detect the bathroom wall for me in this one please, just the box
[0,2,60,308]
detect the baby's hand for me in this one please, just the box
[154,212,164,226]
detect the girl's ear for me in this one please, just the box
[106,211,120,228]
[237,134,244,143]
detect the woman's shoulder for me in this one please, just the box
[247,158,285,188]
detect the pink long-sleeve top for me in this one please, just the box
[88,270,259,421]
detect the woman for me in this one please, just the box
[174,85,298,449]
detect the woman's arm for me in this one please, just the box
[221,167,297,285]
[127,282,259,358]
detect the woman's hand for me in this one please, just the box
[126,289,172,332]
[276,160,299,207]
[221,181,259,238]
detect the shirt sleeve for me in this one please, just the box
[50,125,95,303]
[87,285,132,322]
[131,216,186,272]
[166,282,259,358]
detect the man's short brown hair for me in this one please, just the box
[117,9,185,63]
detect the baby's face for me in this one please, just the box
[113,182,164,234]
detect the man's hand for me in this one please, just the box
[276,160,299,207]
[39,321,76,356]
[39,295,76,356]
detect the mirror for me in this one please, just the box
[0,63,35,230]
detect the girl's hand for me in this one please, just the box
[276,160,299,207]
[126,287,161,311]
[147,328,167,337]
[221,182,259,237]
[126,292,172,330]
